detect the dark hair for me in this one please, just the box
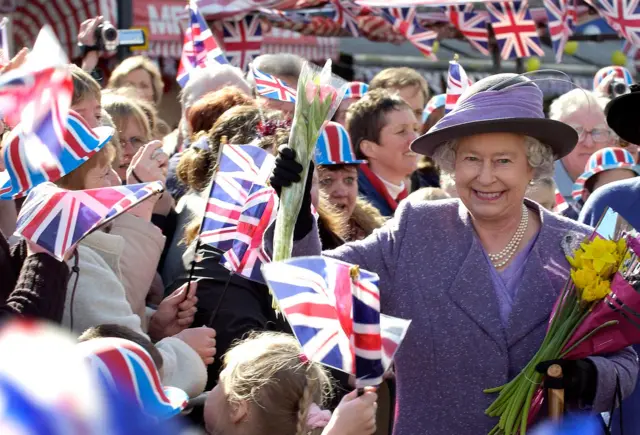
[78,324,164,371]
[346,89,411,160]
[317,163,359,172]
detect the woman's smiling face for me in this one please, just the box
[454,132,534,223]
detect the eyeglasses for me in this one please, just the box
[569,125,617,143]
[119,136,146,150]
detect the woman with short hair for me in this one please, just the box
[346,89,421,217]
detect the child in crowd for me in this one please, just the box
[203,332,378,435]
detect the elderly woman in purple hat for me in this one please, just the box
[269,74,638,434]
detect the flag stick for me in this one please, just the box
[207,272,233,327]
[186,136,228,289]
[350,265,366,398]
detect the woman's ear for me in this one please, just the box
[359,139,377,161]
[229,399,249,424]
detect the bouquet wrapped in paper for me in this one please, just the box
[485,208,640,434]
[271,60,346,262]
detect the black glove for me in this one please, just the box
[536,359,597,406]
[269,146,314,241]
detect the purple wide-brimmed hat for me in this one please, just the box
[411,74,578,159]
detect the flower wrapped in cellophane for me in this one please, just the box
[272,60,346,263]
[485,208,640,435]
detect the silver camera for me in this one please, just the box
[609,78,630,98]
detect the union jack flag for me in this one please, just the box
[221,14,263,72]
[330,0,361,37]
[544,0,578,62]
[380,7,438,60]
[15,181,164,261]
[177,0,229,88]
[262,256,411,386]
[220,183,278,283]
[250,66,297,103]
[486,1,545,60]
[200,145,275,252]
[445,60,473,114]
[590,0,640,47]
[0,110,112,200]
[446,5,490,56]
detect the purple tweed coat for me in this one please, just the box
[273,198,639,435]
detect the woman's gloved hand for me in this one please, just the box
[535,359,598,406]
[269,146,315,241]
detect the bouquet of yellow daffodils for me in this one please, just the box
[485,208,640,434]
[272,60,346,263]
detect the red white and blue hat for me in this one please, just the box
[0,109,113,199]
[315,121,366,166]
[77,337,188,421]
[593,66,633,90]
[423,94,446,123]
[572,147,640,201]
[342,82,368,100]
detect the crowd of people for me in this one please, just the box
[2,16,640,435]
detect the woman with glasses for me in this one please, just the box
[102,93,153,182]
[549,89,617,218]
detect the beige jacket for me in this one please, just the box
[63,230,207,398]
[107,213,166,329]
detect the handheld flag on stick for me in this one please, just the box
[262,256,411,387]
[250,66,297,103]
[15,181,164,261]
[445,56,472,114]
[177,0,229,87]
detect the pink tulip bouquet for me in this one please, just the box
[272,60,346,263]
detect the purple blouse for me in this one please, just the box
[483,232,540,327]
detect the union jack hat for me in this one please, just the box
[0,110,114,199]
[572,147,640,201]
[593,66,633,90]
[422,94,446,123]
[77,337,188,420]
[343,81,369,100]
[315,121,366,166]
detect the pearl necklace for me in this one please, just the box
[488,204,529,269]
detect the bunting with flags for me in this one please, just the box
[330,0,361,37]
[177,0,229,87]
[589,0,640,48]
[445,60,472,114]
[544,0,578,62]
[262,256,411,386]
[221,14,263,72]
[380,7,438,60]
[15,181,164,261]
[486,1,545,60]
[446,5,490,56]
